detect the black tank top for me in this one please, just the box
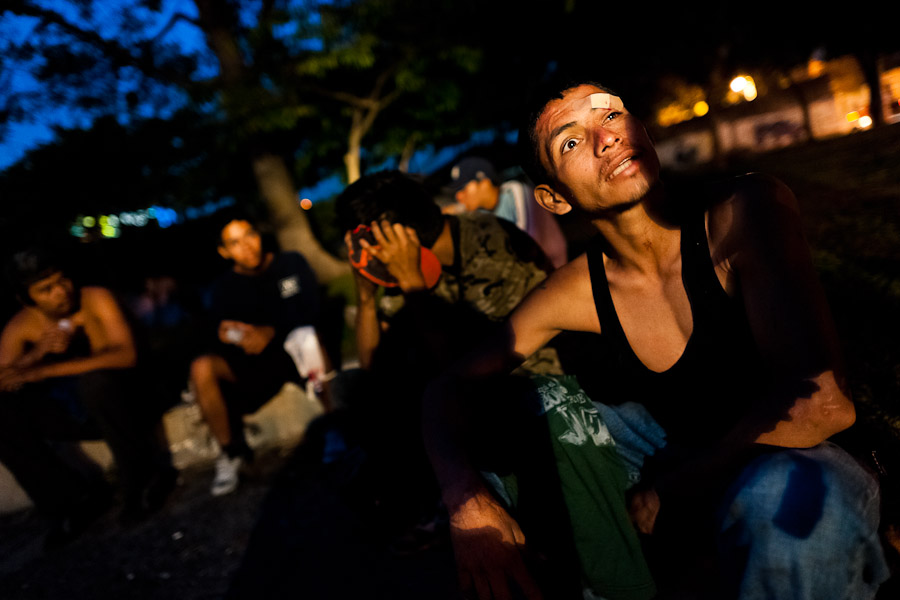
[586,209,762,449]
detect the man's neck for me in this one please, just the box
[590,184,681,275]
[482,183,500,212]
[233,252,274,276]
[430,220,455,266]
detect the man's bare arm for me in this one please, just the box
[423,257,600,600]
[0,312,33,371]
[723,174,855,447]
[19,288,137,382]
[343,231,382,369]
[629,176,856,535]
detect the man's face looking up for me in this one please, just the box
[27,271,75,318]
[534,85,660,215]
[219,220,264,273]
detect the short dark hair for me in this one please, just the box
[209,206,262,248]
[4,247,66,305]
[517,79,618,188]
[335,171,444,248]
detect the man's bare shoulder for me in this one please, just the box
[512,252,600,336]
[706,173,799,252]
[1,307,42,339]
[540,252,591,294]
[80,286,122,311]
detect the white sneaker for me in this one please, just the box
[210,454,243,496]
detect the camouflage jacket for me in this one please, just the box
[380,212,552,321]
[378,212,561,375]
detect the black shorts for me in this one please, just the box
[220,347,302,416]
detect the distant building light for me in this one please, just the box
[808,59,825,78]
[730,76,748,93]
[859,115,873,128]
[693,101,709,117]
[70,197,235,239]
[741,76,758,101]
[846,111,861,122]
[153,205,178,228]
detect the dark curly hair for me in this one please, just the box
[335,171,444,248]
[4,247,68,306]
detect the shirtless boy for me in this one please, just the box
[0,248,174,542]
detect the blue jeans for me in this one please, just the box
[594,400,889,598]
[716,441,889,600]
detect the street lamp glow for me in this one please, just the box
[730,76,748,93]
[742,80,758,101]
[693,101,709,117]
[859,115,873,128]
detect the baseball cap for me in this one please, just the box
[447,157,499,193]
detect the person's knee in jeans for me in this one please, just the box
[716,442,888,599]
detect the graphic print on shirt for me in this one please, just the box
[534,376,614,448]
[278,275,300,299]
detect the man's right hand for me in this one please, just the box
[218,320,274,354]
[35,324,73,358]
[344,231,378,303]
[448,490,543,600]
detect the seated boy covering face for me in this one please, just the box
[331,172,569,528]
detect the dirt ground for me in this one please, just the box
[0,449,287,600]
[3,427,899,600]
[0,436,459,600]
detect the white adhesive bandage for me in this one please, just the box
[589,93,624,111]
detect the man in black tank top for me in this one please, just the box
[424,80,887,599]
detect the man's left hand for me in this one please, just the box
[0,366,42,392]
[364,220,427,293]
[238,324,276,355]
[628,487,660,535]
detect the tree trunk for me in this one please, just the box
[344,109,365,184]
[790,82,815,142]
[858,50,885,128]
[398,132,418,173]
[252,153,349,282]
[194,0,347,283]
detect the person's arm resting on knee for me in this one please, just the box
[0,287,136,388]
[424,258,599,600]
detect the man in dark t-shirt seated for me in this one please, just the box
[190,216,324,496]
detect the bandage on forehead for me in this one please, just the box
[589,93,624,111]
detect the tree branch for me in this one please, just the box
[307,85,378,110]
[148,12,200,46]
[11,2,197,88]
